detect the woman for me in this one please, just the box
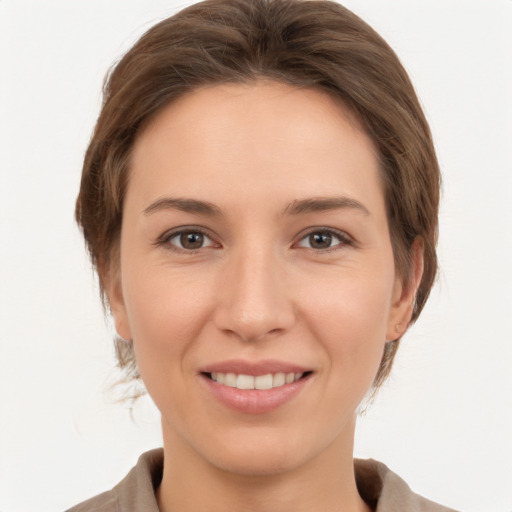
[68,0,453,510]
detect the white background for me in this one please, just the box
[0,1,511,511]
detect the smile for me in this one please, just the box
[209,372,305,390]
[199,360,313,413]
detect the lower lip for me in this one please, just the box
[200,374,311,414]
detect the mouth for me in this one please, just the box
[199,362,313,414]
[204,371,312,390]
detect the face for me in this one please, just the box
[109,82,416,476]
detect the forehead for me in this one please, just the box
[127,81,383,215]
[135,81,369,158]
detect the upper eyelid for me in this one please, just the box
[157,225,216,242]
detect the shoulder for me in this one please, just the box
[66,449,164,512]
[66,489,118,512]
[355,459,460,512]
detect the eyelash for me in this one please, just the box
[156,227,353,254]
[295,228,353,252]
[156,227,218,254]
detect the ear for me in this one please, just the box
[386,237,424,342]
[100,257,133,342]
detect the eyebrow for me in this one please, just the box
[142,195,369,217]
[143,197,222,216]
[283,196,370,216]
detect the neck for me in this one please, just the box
[156,416,371,512]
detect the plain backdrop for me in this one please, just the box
[0,1,511,511]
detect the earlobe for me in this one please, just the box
[110,291,133,342]
[101,261,133,342]
[386,238,424,341]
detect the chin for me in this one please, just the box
[209,444,306,477]
[196,424,335,478]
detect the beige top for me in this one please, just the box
[67,449,459,511]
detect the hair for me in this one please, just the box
[76,0,440,393]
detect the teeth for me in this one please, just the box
[225,373,237,387]
[210,371,304,390]
[255,374,273,390]
[236,374,254,389]
[273,372,285,387]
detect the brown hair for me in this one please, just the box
[76,0,440,391]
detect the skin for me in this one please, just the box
[107,82,422,512]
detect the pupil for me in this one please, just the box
[310,232,332,249]
[181,232,204,249]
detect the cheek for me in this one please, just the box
[121,264,215,381]
[122,274,218,424]
[304,267,394,338]
[123,252,213,332]
[300,268,394,380]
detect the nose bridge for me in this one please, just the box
[214,239,294,342]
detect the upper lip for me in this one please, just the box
[199,359,311,376]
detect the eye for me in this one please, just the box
[164,229,217,251]
[296,229,351,251]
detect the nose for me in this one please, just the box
[213,245,296,343]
